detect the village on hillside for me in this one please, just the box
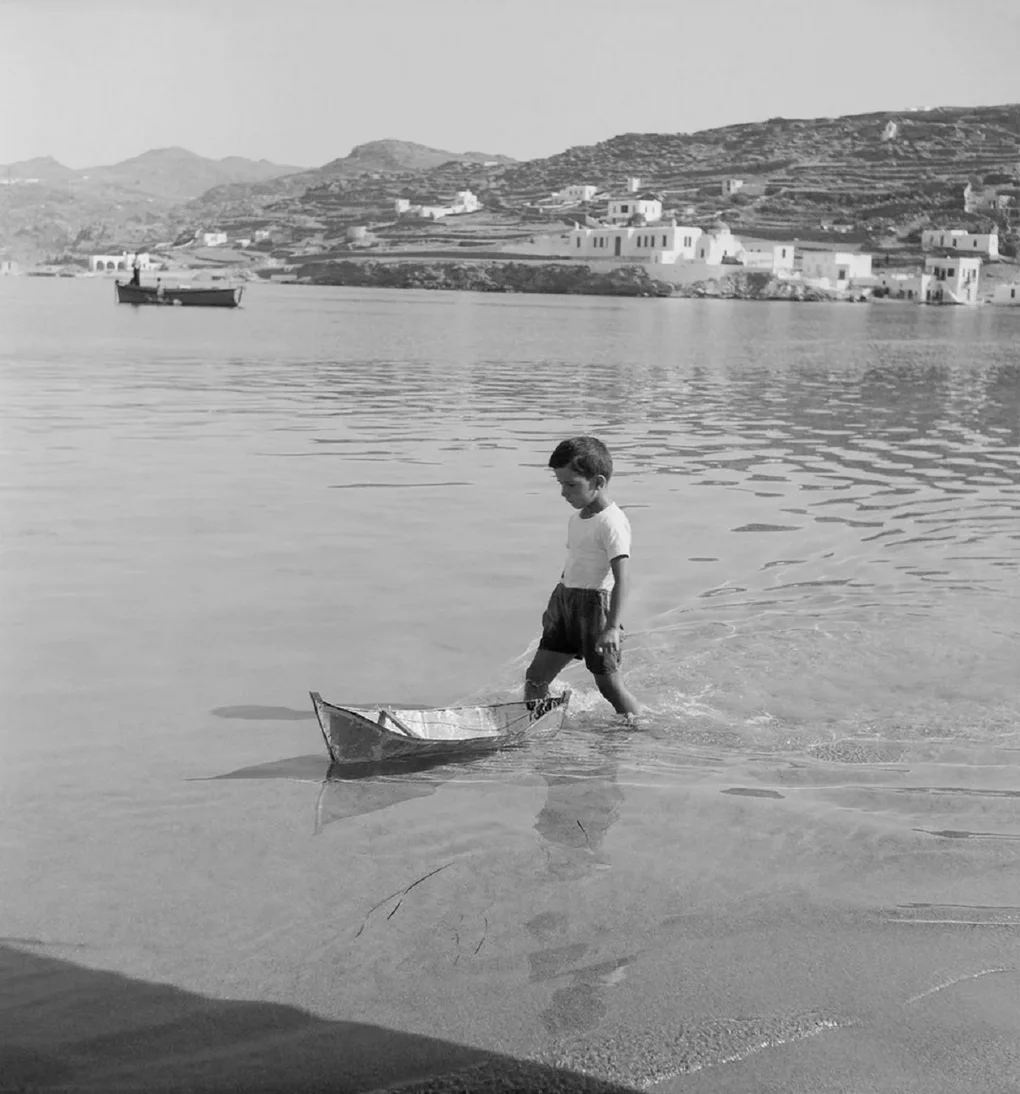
[6,112,1020,305]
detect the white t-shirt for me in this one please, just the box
[562,503,632,590]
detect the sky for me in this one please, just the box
[4,0,1019,169]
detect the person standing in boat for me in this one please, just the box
[130,257,141,287]
[155,278,165,301]
[525,436,641,717]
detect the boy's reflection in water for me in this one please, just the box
[533,730,625,877]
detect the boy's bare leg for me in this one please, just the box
[593,672,641,716]
[525,649,575,701]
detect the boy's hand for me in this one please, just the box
[595,625,621,657]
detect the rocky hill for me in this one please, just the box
[5,106,1019,263]
[182,104,1020,256]
[0,148,303,260]
[185,140,515,215]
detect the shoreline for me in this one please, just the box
[277,259,848,302]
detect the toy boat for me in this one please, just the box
[309,690,570,767]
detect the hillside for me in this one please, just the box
[186,139,515,215]
[180,105,1020,259]
[5,106,1019,264]
[0,148,304,260]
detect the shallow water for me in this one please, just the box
[2,277,1019,1091]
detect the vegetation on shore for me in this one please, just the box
[284,259,835,301]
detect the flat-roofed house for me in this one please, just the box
[991,282,1020,306]
[553,184,598,203]
[801,250,872,286]
[568,222,701,262]
[740,243,796,272]
[921,228,999,257]
[924,255,981,304]
[606,193,663,225]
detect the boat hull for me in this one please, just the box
[115,281,243,307]
[310,690,570,767]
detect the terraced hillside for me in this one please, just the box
[190,105,1020,258]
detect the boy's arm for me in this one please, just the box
[596,555,630,654]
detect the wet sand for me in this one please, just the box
[5,730,1020,1092]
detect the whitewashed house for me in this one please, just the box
[801,250,873,286]
[740,244,795,272]
[89,251,153,272]
[199,231,227,247]
[871,271,926,301]
[923,255,981,304]
[991,282,1020,306]
[567,222,701,262]
[606,194,662,225]
[921,228,998,257]
[552,184,598,203]
[723,178,767,198]
[453,190,481,213]
[695,223,742,265]
[395,189,480,220]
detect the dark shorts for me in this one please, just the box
[538,583,623,677]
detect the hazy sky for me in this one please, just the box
[4,0,1019,168]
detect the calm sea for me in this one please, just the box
[2,276,1019,1088]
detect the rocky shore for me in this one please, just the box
[286,259,835,301]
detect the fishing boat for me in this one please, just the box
[309,690,570,767]
[115,281,243,308]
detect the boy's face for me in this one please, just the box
[554,466,605,509]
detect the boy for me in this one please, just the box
[525,436,640,716]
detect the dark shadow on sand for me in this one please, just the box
[1,944,640,1093]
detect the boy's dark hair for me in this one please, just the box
[548,436,613,482]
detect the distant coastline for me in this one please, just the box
[272,258,884,303]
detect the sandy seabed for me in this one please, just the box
[5,730,1020,1094]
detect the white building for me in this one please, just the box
[606,194,662,225]
[741,244,796,272]
[395,189,480,220]
[89,251,153,272]
[626,177,641,193]
[552,184,598,203]
[870,271,926,301]
[200,231,228,247]
[453,190,481,213]
[695,223,742,265]
[566,222,702,262]
[992,282,1020,306]
[723,178,767,198]
[923,255,981,304]
[801,250,873,286]
[921,228,999,257]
